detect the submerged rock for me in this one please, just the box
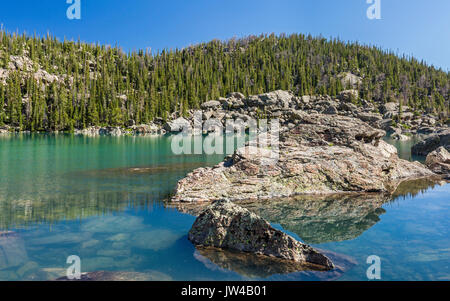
[172,114,434,202]
[131,230,182,251]
[188,201,334,270]
[0,232,28,269]
[55,270,172,281]
[426,147,450,177]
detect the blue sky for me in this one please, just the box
[0,0,449,70]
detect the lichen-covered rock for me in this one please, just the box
[130,124,160,134]
[201,100,222,110]
[171,114,434,202]
[163,117,191,133]
[425,146,450,176]
[338,89,359,102]
[188,201,334,270]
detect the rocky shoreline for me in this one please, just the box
[170,113,436,202]
[3,89,449,274]
[164,90,448,262]
[1,89,447,137]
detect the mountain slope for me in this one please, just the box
[0,31,448,132]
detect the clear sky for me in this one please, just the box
[0,0,449,71]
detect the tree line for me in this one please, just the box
[0,31,448,131]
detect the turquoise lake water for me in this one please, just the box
[0,134,448,281]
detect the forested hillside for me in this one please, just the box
[0,31,448,132]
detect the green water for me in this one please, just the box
[0,134,448,281]
[383,135,424,162]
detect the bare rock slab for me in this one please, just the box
[188,200,334,270]
[172,114,434,202]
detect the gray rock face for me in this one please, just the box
[426,147,450,176]
[324,105,338,115]
[338,89,359,102]
[337,73,362,89]
[172,114,434,202]
[75,126,127,136]
[201,100,222,110]
[163,117,191,133]
[412,129,450,156]
[381,102,399,114]
[188,201,334,270]
[226,92,245,99]
[130,124,159,134]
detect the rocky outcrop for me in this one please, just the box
[337,72,362,89]
[425,147,450,177]
[188,200,334,270]
[0,54,66,86]
[171,114,434,202]
[163,117,191,133]
[2,88,445,137]
[74,124,163,136]
[412,129,450,156]
[129,124,160,135]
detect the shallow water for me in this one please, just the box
[0,134,448,281]
[383,135,423,162]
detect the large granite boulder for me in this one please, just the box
[172,114,433,202]
[338,89,359,102]
[412,129,450,156]
[188,201,334,270]
[425,147,450,177]
[130,124,160,134]
[163,117,191,133]
[201,100,222,110]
